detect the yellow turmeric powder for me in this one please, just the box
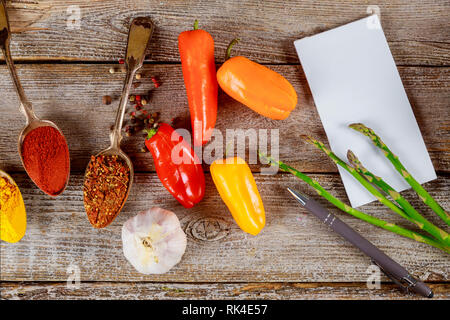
[0,175,26,243]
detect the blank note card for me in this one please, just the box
[294,15,436,208]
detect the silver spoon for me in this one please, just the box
[84,17,154,222]
[0,0,70,196]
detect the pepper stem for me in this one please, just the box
[224,141,234,157]
[144,127,158,140]
[225,38,240,60]
[193,20,199,30]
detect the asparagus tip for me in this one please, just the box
[349,123,367,131]
[347,150,359,165]
[258,152,271,164]
[349,123,376,137]
[300,135,315,145]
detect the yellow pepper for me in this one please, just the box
[210,157,265,235]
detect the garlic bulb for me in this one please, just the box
[122,207,187,274]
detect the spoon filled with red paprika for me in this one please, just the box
[0,0,70,196]
[82,17,154,228]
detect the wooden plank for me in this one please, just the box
[1,173,448,282]
[1,282,449,300]
[0,64,448,173]
[1,1,449,65]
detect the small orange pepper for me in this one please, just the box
[217,39,297,120]
[210,157,265,235]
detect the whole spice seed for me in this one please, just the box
[151,76,160,88]
[109,66,126,74]
[122,95,160,137]
[83,155,130,228]
[102,95,112,105]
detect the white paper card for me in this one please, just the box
[294,15,436,207]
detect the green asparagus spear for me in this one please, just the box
[349,123,450,226]
[259,153,449,253]
[347,150,450,246]
[302,136,414,222]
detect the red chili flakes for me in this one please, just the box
[83,155,130,228]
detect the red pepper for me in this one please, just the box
[178,20,218,146]
[145,123,205,208]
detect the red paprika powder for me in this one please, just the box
[21,126,70,196]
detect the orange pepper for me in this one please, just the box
[217,40,297,120]
[211,157,265,235]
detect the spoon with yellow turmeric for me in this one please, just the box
[0,170,26,243]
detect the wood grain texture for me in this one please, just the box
[0,64,448,173]
[2,1,449,65]
[1,0,449,300]
[1,282,449,300]
[1,173,448,282]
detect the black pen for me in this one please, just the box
[287,187,433,298]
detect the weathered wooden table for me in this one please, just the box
[1,1,449,300]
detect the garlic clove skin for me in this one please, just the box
[122,207,187,274]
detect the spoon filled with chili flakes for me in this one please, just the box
[83,17,153,228]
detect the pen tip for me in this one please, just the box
[286,187,308,205]
[286,187,298,199]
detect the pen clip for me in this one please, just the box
[371,260,417,294]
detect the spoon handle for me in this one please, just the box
[110,17,154,149]
[0,0,36,124]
